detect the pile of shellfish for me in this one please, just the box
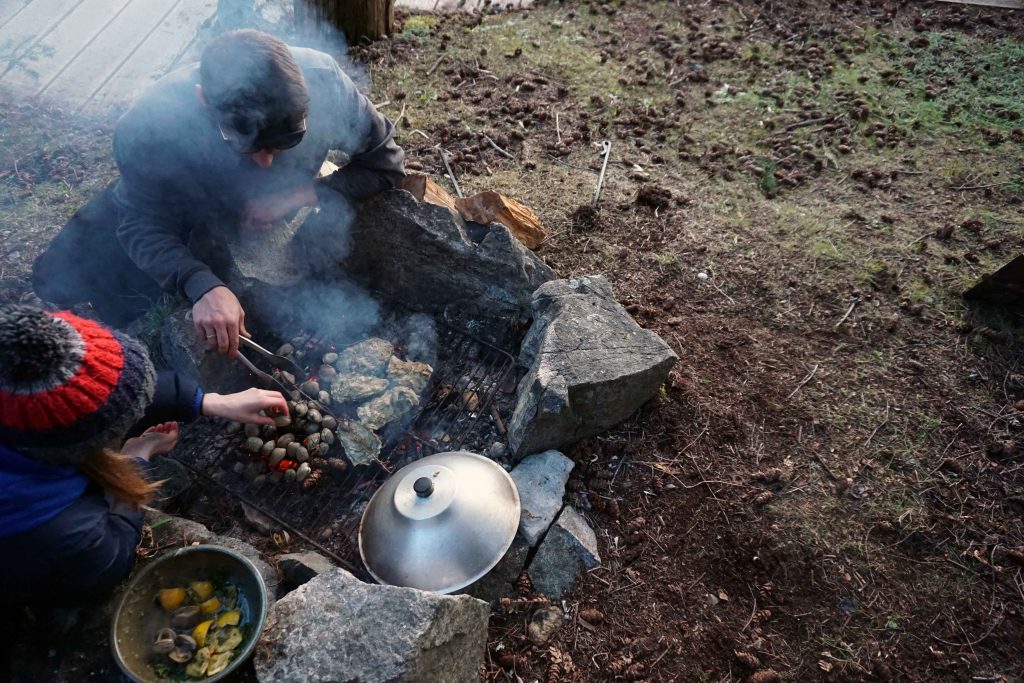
[223,336,433,492]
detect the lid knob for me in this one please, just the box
[413,477,434,498]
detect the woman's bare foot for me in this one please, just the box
[122,422,180,462]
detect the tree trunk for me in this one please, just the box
[297,0,395,43]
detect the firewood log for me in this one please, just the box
[454,190,548,250]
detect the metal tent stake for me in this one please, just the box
[592,140,612,209]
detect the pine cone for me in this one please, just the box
[748,669,781,683]
[735,651,761,669]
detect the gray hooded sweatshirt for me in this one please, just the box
[111,46,405,304]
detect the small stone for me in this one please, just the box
[527,605,563,644]
[242,502,275,535]
[528,506,600,599]
[277,551,334,586]
[487,442,507,459]
[322,352,338,365]
[697,271,709,281]
[510,450,575,546]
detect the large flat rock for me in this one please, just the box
[255,567,489,683]
[508,276,678,457]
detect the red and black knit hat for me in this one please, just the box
[0,305,156,466]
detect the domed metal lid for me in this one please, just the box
[358,451,520,593]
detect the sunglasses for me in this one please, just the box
[218,117,307,154]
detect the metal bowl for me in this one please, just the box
[111,545,268,683]
[359,451,521,593]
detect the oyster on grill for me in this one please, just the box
[334,338,393,377]
[357,386,420,431]
[386,356,433,396]
[335,420,381,467]
[330,373,389,403]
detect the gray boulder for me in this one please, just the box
[344,190,555,321]
[255,567,490,683]
[528,506,600,599]
[510,450,574,547]
[277,551,334,586]
[508,275,678,457]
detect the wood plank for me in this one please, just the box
[1,0,130,94]
[39,0,177,104]
[0,0,32,30]
[84,0,216,112]
[0,0,85,82]
[938,0,1022,7]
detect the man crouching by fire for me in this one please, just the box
[32,30,405,356]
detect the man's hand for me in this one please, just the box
[201,388,290,425]
[193,286,248,356]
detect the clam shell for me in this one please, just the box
[224,422,242,435]
[284,468,297,483]
[269,448,286,467]
[244,424,260,438]
[320,428,335,445]
[277,433,296,448]
[322,352,339,365]
[276,343,295,356]
[300,380,320,396]
[260,440,276,457]
[245,437,264,454]
[295,446,309,463]
[321,416,338,429]
[286,442,302,458]
[296,462,311,482]
[273,414,292,429]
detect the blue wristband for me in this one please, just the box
[192,387,205,420]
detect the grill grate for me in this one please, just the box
[171,319,517,574]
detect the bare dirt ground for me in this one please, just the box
[3,1,1024,681]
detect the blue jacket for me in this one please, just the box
[0,372,202,605]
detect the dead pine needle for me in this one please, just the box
[788,364,819,400]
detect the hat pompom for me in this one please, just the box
[0,306,80,385]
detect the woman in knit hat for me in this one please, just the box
[0,305,288,604]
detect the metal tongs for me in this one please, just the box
[235,336,305,397]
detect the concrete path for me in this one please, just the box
[0,0,532,113]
